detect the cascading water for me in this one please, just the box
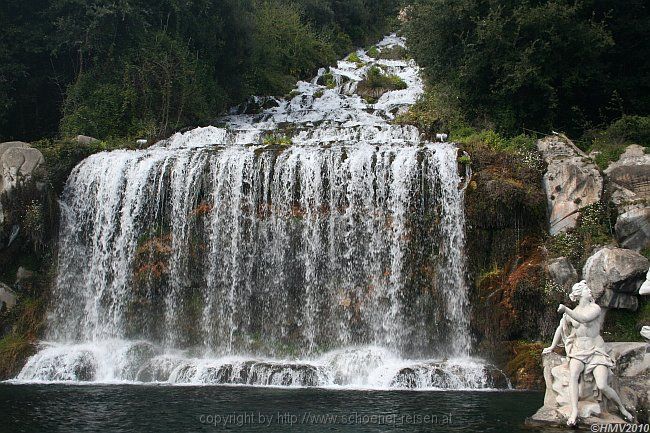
[15,35,508,389]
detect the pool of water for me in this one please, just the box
[1,384,555,432]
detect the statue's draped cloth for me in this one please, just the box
[559,314,614,376]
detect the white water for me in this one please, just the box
[16,341,507,389]
[15,35,504,388]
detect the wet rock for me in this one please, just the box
[392,367,418,388]
[615,207,650,251]
[73,352,97,381]
[119,342,157,380]
[536,135,603,235]
[247,362,321,386]
[583,247,649,310]
[232,360,255,384]
[199,364,234,384]
[136,356,183,382]
[546,257,579,290]
[484,365,510,389]
[0,282,17,312]
[391,362,509,389]
[605,145,650,201]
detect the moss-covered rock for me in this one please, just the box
[356,67,407,103]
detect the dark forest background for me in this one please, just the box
[1,0,648,150]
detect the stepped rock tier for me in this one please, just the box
[15,35,506,389]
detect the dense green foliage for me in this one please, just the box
[404,0,650,136]
[583,115,650,168]
[0,0,398,141]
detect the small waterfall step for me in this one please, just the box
[16,342,509,389]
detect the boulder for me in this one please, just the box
[609,343,650,423]
[75,135,100,145]
[583,247,649,310]
[546,257,579,290]
[536,135,603,235]
[0,142,46,194]
[0,282,17,312]
[615,207,650,251]
[0,141,29,193]
[607,342,650,377]
[618,375,650,424]
[598,290,639,310]
[605,144,650,201]
[0,141,29,158]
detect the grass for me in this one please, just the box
[319,72,336,89]
[263,133,292,146]
[345,52,364,68]
[0,296,46,379]
[602,301,650,342]
[0,333,34,378]
[377,45,409,60]
[366,46,380,58]
[363,67,407,90]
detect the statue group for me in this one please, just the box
[533,280,635,427]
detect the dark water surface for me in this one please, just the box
[1,384,553,433]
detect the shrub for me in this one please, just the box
[367,46,380,58]
[378,45,409,60]
[587,115,650,169]
[346,52,362,64]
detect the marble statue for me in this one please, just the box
[542,280,633,426]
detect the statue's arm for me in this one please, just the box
[562,304,600,323]
[542,317,564,354]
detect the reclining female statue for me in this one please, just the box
[543,280,633,426]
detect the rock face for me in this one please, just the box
[583,247,649,310]
[606,145,650,251]
[0,282,17,312]
[615,207,650,251]
[606,145,650,200]
[537,135,603,235]
[0,141,46,195]
[608,343,650,423]
[546,257,579,290]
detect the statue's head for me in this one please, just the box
[569,280,592,302]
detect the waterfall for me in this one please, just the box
[15,35,505,388]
